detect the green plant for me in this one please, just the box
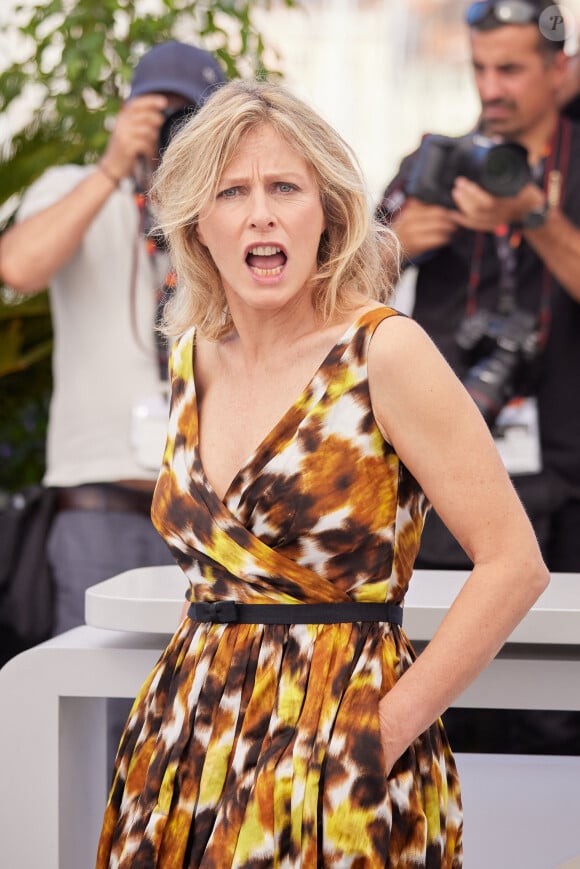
[0,289,52,490]
[0,0,298,491]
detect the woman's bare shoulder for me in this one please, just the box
[369,311,437,362]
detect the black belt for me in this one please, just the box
[55,483,154,516]
[188,600,403,626]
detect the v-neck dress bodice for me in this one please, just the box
[96,306,463,869]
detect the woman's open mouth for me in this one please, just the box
[246,245,287,277]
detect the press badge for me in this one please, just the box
[493,396,542,475]
[131,389,170,471]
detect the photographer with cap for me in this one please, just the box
[377,0,580,754]
[0,40,225,764]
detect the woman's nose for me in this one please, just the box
[248,191,276,229]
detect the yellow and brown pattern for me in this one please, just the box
[96,306,463,868]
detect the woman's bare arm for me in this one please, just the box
[368,314,549,771]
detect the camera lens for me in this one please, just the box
[158,105,198,156]
[481,144,531,196]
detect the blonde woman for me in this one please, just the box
[96,80,548,868]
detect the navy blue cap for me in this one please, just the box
[130,41,226,105]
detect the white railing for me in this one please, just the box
[0,566,579,868]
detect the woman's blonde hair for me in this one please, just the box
[151,79,400,338]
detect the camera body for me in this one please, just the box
[406,132,531,208]
[158,104,198,155]
[455,308,540,428]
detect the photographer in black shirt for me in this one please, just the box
[377,0,580,754]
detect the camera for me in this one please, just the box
[146,104,199,252]
[456,307,540,428]
[406,132,531,208]
[158,104,198,155]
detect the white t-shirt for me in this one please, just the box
[18,165,170,486]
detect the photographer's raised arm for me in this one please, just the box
[0,94,167,295]
[452,177,580,302]
[1,170,122,294]
[520,207,580,303]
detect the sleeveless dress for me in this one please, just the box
[96,306,463,868]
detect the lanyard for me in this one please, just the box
[465,116,571,347]
[494,225,518,315]
[131,189,175,381]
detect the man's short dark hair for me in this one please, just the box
[465,0,566,55]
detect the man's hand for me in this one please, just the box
[392,197,460,261]
[451,178,546,232]
[99,95,169,183]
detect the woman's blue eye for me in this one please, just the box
[219,187,238,198]
[278,183,295,193]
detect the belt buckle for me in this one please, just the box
[197,600,239,623]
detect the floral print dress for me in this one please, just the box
[96,306,463,868]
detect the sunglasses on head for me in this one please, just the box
[465,0,538,27]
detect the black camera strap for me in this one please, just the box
[465,115,572,347]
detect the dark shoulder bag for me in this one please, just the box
[0,485,56,651]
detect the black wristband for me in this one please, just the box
[515,199,549,230]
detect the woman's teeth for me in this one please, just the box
[249,245,281,256]
[246,245,287,276]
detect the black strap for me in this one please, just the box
[188,600,403,626]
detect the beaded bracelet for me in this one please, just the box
[97,160,121,188]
